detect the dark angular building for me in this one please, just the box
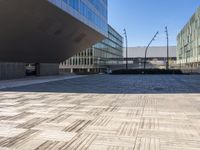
[0,0,108,79]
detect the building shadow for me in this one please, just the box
[1,75,200,94]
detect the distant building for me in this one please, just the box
[60,25,123,73]
[125,46,177,58]
[177,7,200,68]
[106,46,177,70]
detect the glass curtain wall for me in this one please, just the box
[60,25,123,72]
[48,0,108,36]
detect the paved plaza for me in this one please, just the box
[0,75,200,150]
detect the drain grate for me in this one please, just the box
[152,87,164,91]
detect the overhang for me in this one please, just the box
[0,0,105,63]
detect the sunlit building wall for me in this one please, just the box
[177,7,200,68]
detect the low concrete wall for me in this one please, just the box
[36,63,59,76]
[0,63,26,80]
[181,68,200,74]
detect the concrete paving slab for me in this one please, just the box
[0,75,199,149]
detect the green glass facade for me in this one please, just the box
[177,7,200,66]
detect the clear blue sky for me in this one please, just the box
[108,0,200,47]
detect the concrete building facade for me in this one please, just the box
[0,0,108,79]
[177,7,200,69]
[60,25,123,73]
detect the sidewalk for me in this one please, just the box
[0,75,86,90]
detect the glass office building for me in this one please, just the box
[48,0,108,36]
[177,7,200,68]
[60,25,123,73]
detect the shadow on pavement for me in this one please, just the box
[1,75,200,94]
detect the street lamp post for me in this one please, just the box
[144,31,159,71]
[123,29,128,70]
[165,26,169,70]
